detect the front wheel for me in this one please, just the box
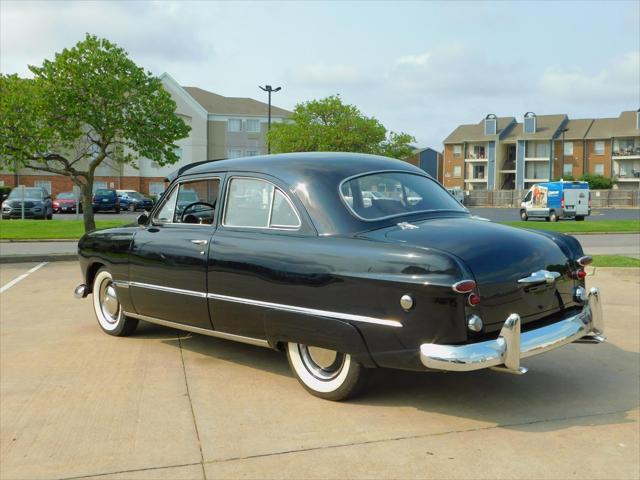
[286,343,368,401]
[92,268,138,336]
[520,210,528,221]
[549,211,559,222]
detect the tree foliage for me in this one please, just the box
[0,34,190,231]
[266,95,415,159]
[553,173,615,189]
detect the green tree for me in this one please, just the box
[266,95,415,159]
[0,34,190,232]
[578,174,614,189]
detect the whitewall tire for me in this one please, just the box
[286,343,368,401]
[92,268,138,336]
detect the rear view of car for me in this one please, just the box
[2,187,53,219]
[92,189,120,213]
[54,191,82,213]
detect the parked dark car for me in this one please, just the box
[92,189,120,213]
[53,191,82,213]
[74,153,604,400]
[2,187,53,219]
[116,190,154,212]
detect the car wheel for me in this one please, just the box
[115,207,120,214]
[129,204,135,212]
[286,343,368,401]
[576,216,585,221]
[520,210,528,221]
[549,211,559,222]
[92,268,138,337]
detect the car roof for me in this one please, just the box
[171,152,441,235]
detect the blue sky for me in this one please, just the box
[1,1,638,147]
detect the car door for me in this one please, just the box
[207,174,310,338]
[129,176,222,330]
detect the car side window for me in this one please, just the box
[154,179,220,225]
[524,191,532,202]
[223,177,301,229]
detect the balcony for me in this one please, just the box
[464,155,488,162]
[612,147,640,160]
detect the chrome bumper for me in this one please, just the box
[420,287,604,374]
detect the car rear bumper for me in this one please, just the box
[420,287,604,374]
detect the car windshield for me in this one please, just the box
[57,192,76,199]
[8,188,44,200]
[95,189,115,197]
[178,190,199,202]
[340,172,465,221]
[128,192,144,200]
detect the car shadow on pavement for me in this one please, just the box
[140,321,639,433]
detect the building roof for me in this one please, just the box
[558,118,594,140]
[183,86,292,117]
[585,111,640,139]
[500,114,567,141]
[443,117,515,143]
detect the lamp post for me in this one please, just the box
[259,85,281,154]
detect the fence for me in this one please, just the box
[465,189,640,208]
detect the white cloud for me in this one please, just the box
[290,64,363,86]
[539,52,640,104]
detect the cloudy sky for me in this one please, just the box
[1,1,639,147]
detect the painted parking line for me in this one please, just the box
[0,262,48,294]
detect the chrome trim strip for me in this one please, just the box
[420,287,604,373]
[112,280,129,289]
[129,281,207,298]
[123,311,270,348]
[207,292,403,328]
[121,280,402,327]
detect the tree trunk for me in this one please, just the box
[81,183,96,233]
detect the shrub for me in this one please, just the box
[578,174,614,190]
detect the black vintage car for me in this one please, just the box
[75,153,604,400]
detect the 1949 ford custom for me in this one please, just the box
[75,153,604,400]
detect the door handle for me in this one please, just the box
[191,239,208,246]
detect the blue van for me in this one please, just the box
[520,181,590,222]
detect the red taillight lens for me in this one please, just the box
[468,293,481,306]
[453,280,476,293]
[561,195,565,208]
[577,256,592,266]
[577,269,587,280]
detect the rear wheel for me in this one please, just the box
[549,211,559,222]
[286,343,368,401]
[520,210,528,221]
[92,268,138,336]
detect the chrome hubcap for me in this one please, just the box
[100,283,120,323]
[299,345,344,381]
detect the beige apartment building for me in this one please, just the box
[443,110,640,191]
[0,73,291,197]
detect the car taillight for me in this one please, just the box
[92,195,96,202]
[561,194,565,208]
[570,268,587,280]
[589,192,592,208]
[468,293,481,306]
[453,280,476,293]
[577,256,592,266]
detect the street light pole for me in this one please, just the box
[259,85,281,154]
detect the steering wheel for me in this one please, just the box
[180,201,216,224]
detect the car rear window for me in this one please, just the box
[8,188,44,200]
[340,172,465,221]
[95,189,115,197]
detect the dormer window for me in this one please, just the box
[484,114,497,136]
[524,112,536,134]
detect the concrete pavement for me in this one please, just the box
[469,207,640,222]
[0,262,638,479]
[574,233,640,258]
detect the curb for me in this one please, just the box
[0,239,78,243]
[0,253,78,264]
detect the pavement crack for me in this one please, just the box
[178,333,207,480]
[204,408,633,465]
[57,462,202,480]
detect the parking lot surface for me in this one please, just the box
[1,262,639,479]
[469,207,640,222]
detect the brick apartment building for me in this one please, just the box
[442,110,640,191]
[0,73,291,197]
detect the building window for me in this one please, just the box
[563,142,573,156]
[148,182,165,199]
[563,163,573,176]
[594,141,605,155]
[472,164,485,179]
[246,119,260,133]
[453,165,462,178]
[34,180,51,194]
[594,163,604,175]
[227,149,243,159]
[453,145,462,157]
[525,162,548,180]
[245,150,259,156]
[526,141,549,158]
[227,119,242,132]
[93,181,108,192]
[471,145,486,159]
